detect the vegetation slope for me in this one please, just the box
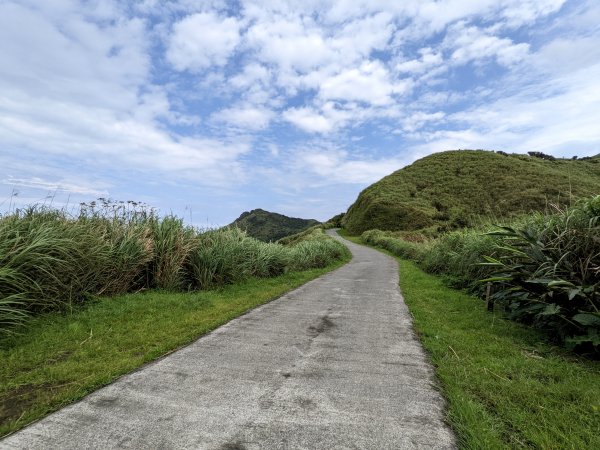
[230,208,319,242]
[342,150,600,235]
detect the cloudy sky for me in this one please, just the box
[1,0,599,225]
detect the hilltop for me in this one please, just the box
[230,208,320,242]
[342,150,600,235]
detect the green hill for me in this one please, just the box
[342,150,600,235]
[230,209,320,242]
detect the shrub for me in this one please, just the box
[421,228,498,291]
[187,228,289,289]
[482,197,600,352]
[288,238,348,271]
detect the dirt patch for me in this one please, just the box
[46,350,74,365]
[0,382,54,425]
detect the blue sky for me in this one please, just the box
[1,0,599,226]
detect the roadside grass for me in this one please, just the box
[0,256,349,438]
[344,232,600,449]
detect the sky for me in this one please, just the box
[1,0,599,226]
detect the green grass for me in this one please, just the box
[398,261,599,449]
[348,231,600,449]
[0,256,349,438]
[342,150,600,235]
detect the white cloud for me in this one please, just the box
[0,2,148,110]
[396,47,443,74]
[319,61,408,106]
[167,12,241,71]
[446,22,530,66]
[0,2,250,189]
[283,108,333,133]
[295,149,404,184]
[399,111,446,133]
[499,0,566,27]
[229,63,271,89]
[413,62,600,157]
[246,18,334,73]
[2,176,109,197]
[534,36,600,74]
[332,12,395,58]
[211,105,274,130]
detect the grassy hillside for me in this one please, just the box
[230,208,319,242]
[342,150,600,234]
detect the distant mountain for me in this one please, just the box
[230,209,320,242]
[342,150,600,235]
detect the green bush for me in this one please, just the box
[420,228,498,291]
[482,197,600,352]
[288,238,349,271]
[187,227,289,289]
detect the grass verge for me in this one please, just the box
[0,256,349,438]
[345,233,600,449]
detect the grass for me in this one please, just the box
[347,232,600,449]
[342,149,600,235]
[0,256,349,438]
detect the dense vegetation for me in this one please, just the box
[343,150,600,235]
[0,201,348,335]
[359,196,600,354]
[229,208,319,242]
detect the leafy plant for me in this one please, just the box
[481,197,600,352]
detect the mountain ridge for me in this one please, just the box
[230,208,320,242]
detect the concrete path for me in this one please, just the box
[1,230,456,450]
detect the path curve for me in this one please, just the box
[1,230,456,449]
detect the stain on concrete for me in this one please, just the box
[220,441,247,450]
[307,315,335,337]
[90,396,119,408]
[294,397,316,410]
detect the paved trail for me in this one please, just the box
[1,230,455,449]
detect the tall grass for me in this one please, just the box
[0,202,349,335]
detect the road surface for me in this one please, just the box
[1,230,456,449]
